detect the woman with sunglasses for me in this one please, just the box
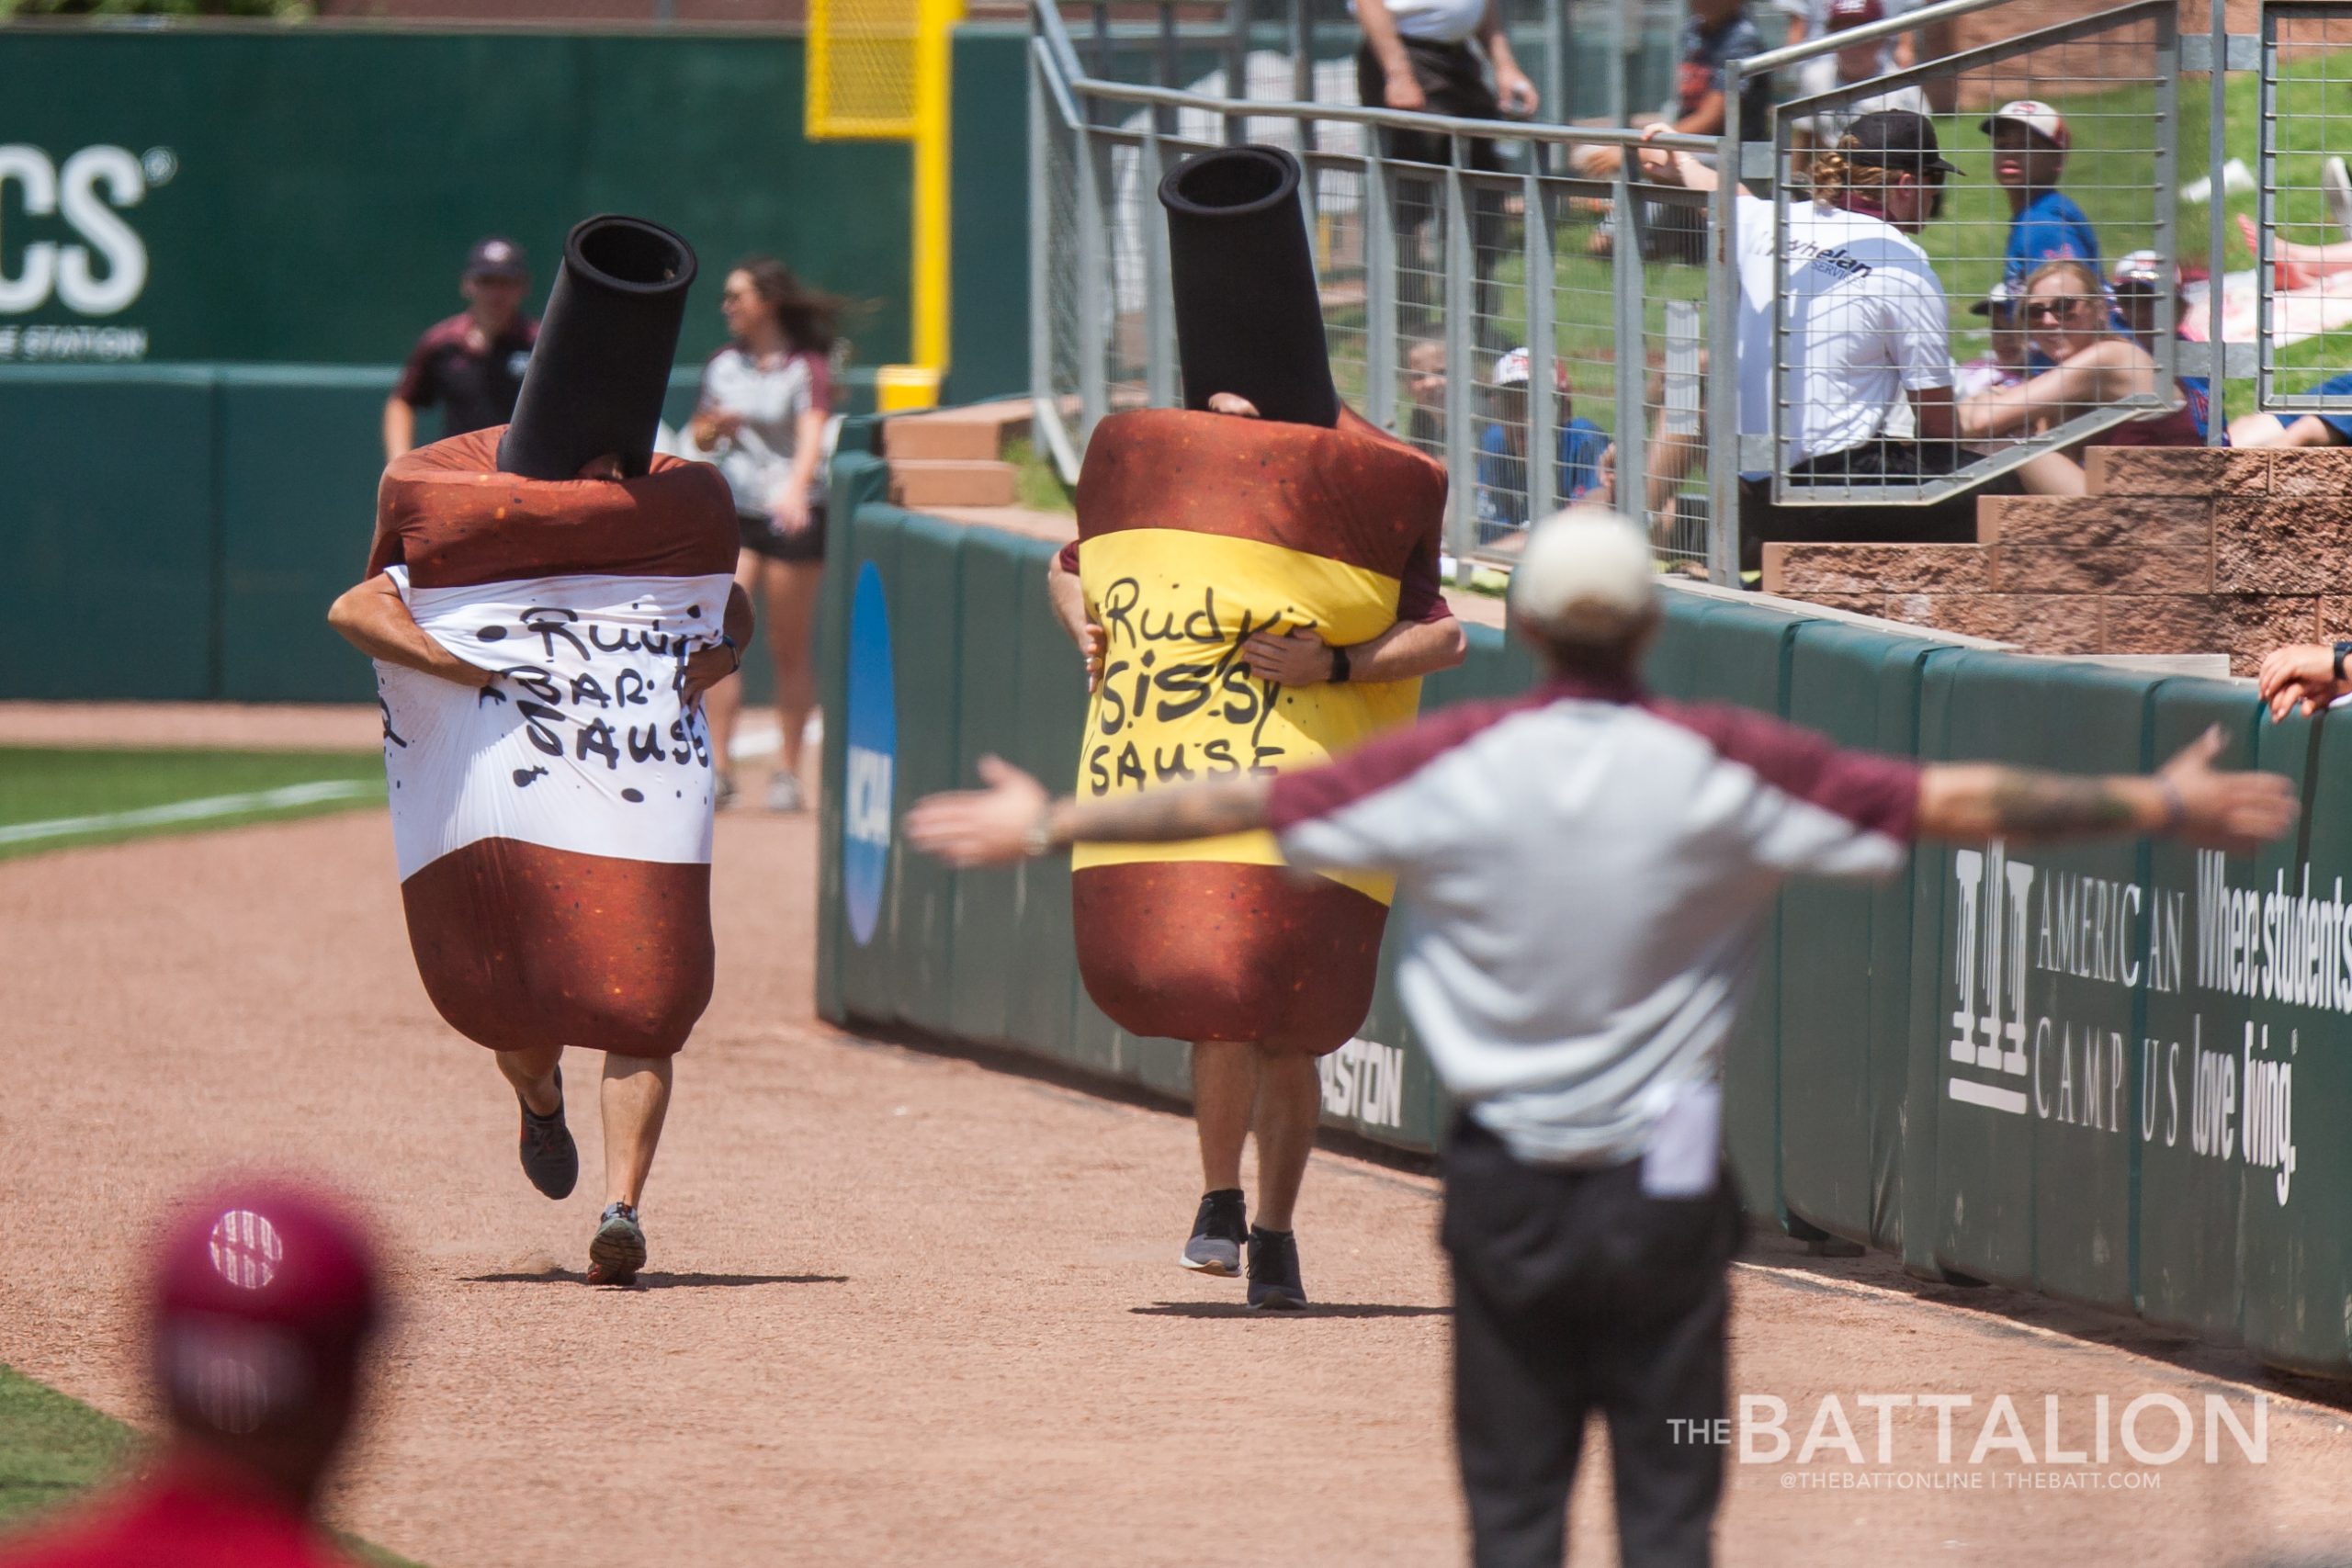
[1957,257,2207,490]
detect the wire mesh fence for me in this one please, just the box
[1756,0,2179,512]
[2257,2,2352,419]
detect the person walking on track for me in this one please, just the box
[383,236,538,463]
[907,507,2296,1568]
[688,258,842,812]
[0,1181,383,1568]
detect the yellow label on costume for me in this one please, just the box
[1071,528,1419,904]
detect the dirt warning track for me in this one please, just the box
[5,794,2352,1567]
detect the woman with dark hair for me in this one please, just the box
[690,257,841,810]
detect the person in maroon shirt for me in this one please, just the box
[382,236,541,462]
[0,1181,384,1568]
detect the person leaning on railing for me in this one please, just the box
[1639,111,2025,568]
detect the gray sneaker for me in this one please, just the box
[1246,1225,1307,1311]
[516,1066,578,1201]
[765,769,807,813]
[1181,1189,1248,1276]
[588,1201,648,1286]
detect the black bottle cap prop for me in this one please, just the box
[1157,146,1340,429]
[498,215,697,481]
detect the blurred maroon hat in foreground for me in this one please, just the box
[150,1181,381,1437]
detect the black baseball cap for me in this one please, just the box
[1840,110,1962,177]
[465,236,528,281]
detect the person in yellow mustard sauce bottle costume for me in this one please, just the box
[1045,146,1467,1308]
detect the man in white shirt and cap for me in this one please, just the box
[907,507,2294,1568]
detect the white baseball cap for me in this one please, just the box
[1491,346,1532,387]
[1982,99,2069,151]
[2110,249,2171,289]
[1509,507,1658,645]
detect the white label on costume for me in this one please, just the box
[1640,1082,1724,1199]
[377,568,736,881]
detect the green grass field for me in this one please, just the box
[0,1365,422,1567]
[0,749,386,862]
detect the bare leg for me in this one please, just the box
[701,547,763,791]
[1249,1047,1322,1231]
[1192,1040,1256,1195]
[2014,450,2087,497]
[601,1054,674,1210]
[495,1043,563,1116]
[765,559,825,780]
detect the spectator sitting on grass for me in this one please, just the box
[1404,338,1447,459]
[1572,0,1767,184]
[2230,371,2352,448]
[1986,101,2099,288]
[1475,346,1609,540]
[1956,259,2207,494]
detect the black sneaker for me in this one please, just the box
[588,1201,648,1286]
[1247,1225,1307,1311]
[517,1066,578,1201]
[1181,1189,1248,1276]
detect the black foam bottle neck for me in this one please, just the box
[1158,146,1340,430]
[497,215,698,481]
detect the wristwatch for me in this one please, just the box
[1328,644,1352,684]
[2333,640,2352,684]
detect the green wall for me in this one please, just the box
[0,25,913,368]
[817,484,2352,1382]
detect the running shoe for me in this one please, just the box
[1180,1189,1248,1276]
[587,1201,648,1286]
[715,772,739,810]
[1246,1225,1307,1311]
[765,769,807,813]
[517,1066,578,1201]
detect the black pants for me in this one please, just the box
[1357,39,1509,344]
[1441,1116,1742,1568]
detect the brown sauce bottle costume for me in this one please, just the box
[366,217,738,1060]
[1069,147,1448,1055]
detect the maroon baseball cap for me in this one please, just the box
[150,1181,382,1436]
[465,236,528,281]
[1827,0,1884,30]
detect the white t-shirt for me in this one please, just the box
[696,346,833,518]
[1350,0,1487,45]
[1731,190,1953,468]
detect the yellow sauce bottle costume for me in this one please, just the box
[1069,146,1450,1055]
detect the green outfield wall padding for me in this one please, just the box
[816,499,2352,1380]
[0,374,216,701]
[0,28,911,367]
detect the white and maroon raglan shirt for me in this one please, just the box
[365,426,740,1059]
[1263,674,1921,1170]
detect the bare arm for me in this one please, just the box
[772,405,831,531]
[1955,344,2156,441]
[382,396,415,464]
[1910,384,1957,445]
[1917,728,2295,853]
[1480,0,1538,115]
[1046,547,1106,692]
[1672,89,1728,139]
[327,572,492,689]
[906,758,1272,866]
[679,583,756,708]
[1241,614,1469,688]
[1354,0,1423,110]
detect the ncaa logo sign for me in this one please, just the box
[842,560,897,946]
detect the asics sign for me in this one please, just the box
[0,144,159,315]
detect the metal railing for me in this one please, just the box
[1031,0,1728,576]
[1034,0,2352,585]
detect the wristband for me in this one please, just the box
[2155,776,2187,835]
[1328,644,1351,684]
[719,634,742,674]
[1022,806,1057,859]
[2332,640,2352,684]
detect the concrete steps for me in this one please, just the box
[882,398,1033,508]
